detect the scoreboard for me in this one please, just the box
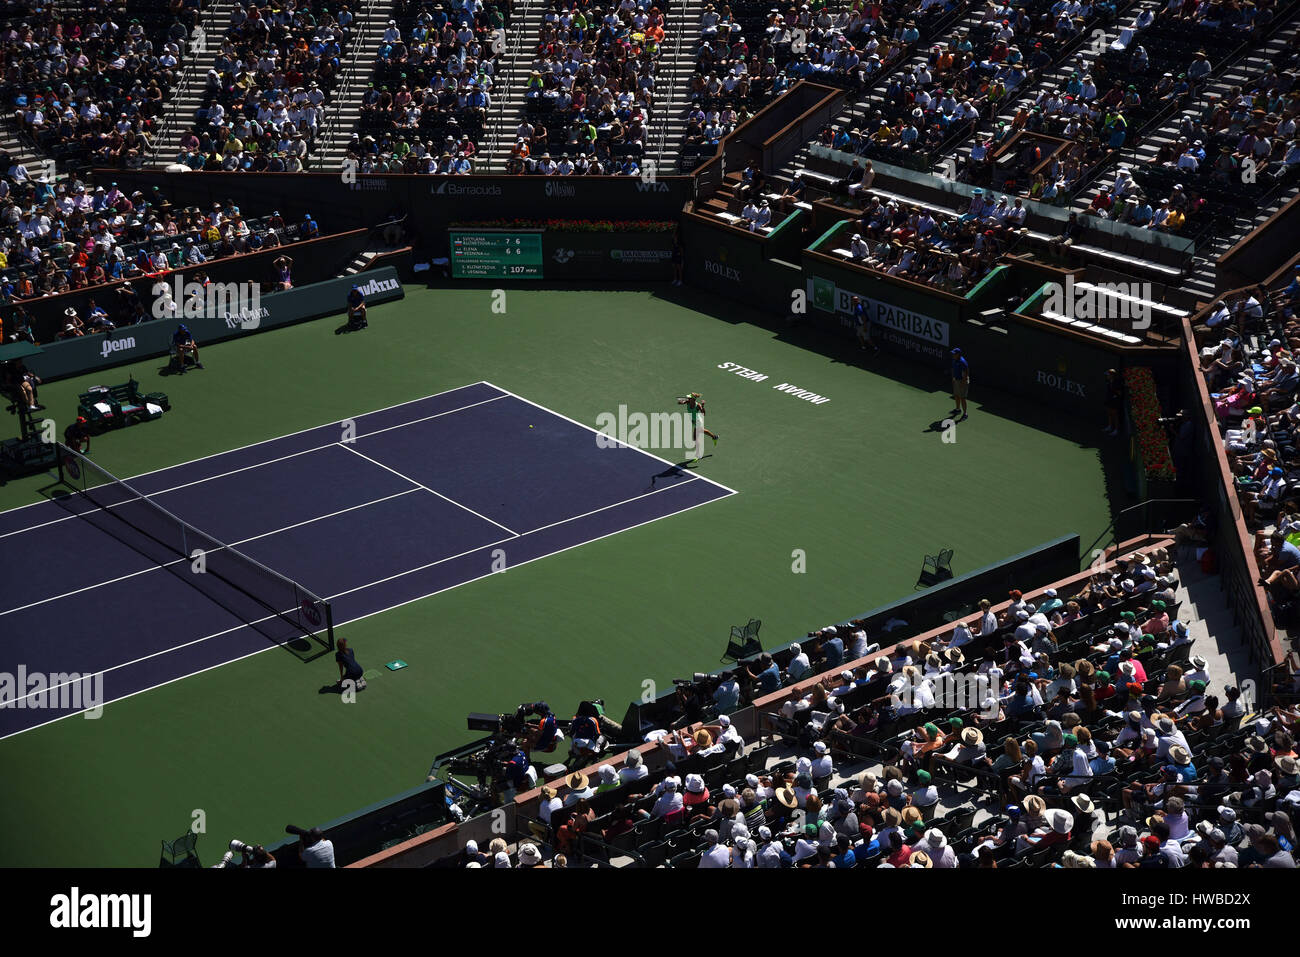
[449,231,544,278]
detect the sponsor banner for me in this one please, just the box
[808,276,950,347]
[540,232,673,280]
[26,268,404,381]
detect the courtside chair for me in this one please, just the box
[159,831,200,868]
[722,619,763,663]
[916,549,954,588]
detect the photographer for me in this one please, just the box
[213,840,277,868]
[287,825,335,868]
[670,677,710,730]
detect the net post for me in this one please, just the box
[323,601,335,651]
[53,441,67,487]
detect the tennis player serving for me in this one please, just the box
[677,392,719,461]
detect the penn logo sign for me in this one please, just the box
[101,336,137,359]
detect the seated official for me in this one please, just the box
[172,323,203,372]
[346,284,368,329]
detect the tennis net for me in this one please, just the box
[55,444,335,655]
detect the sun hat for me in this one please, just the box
[517,842,542,865]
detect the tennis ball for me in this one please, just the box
[529,424,534,429]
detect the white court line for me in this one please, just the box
[0,380,502,524]
[0,476,734,733]
[481,379,741,497]
[0,488,423,618]
[336,444,520,538]
[0,393,510,542]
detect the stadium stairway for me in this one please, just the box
[1067,5,1300,303]
[773,2,992,183]
[946,0,1165,180]
[148,0,237,167]
[0,116,48,181]
[312,2,396,173]
[476,0,546,172]
[1170,550,1259,702]
[653,0,708,174]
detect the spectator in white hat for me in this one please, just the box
[517,842,544,868]
[644,777,683,820]
[924,828,957,868]
[811,740,834,780]
[787,642,811,681]
[1185,655,1210,685]
[618,748,648,785]
[699,829,730,868]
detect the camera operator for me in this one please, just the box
[514,701,562,754]
[670,677,710,730]
[286,825,335,868]
[567,706,606,768]
[498,736,535,794]
[213,840,277,868]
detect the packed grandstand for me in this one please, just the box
[0,0,1297,879]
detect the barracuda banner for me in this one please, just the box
[24,268,404,381]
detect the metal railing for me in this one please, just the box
[484,0,533,172]
[147,0,228,165]
[651,0,686,173]
[1079,498,1199,568]
[316,0,386,169]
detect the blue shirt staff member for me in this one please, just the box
[950,348,970,421]
[334,638,366,690]
[172,323,203,373]
[346,283,368,330]
[852,296,878,353]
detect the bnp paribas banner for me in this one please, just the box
[807,275,950,356]
[26,268,404,381]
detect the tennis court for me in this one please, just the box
[0,380,735,738]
